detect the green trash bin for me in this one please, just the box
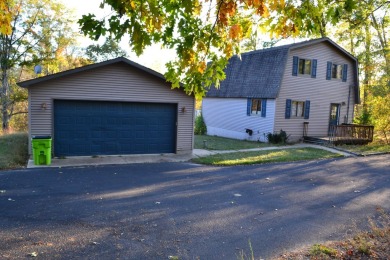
[32,136,52,165]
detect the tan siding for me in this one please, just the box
[274,42,357,141]
[28,63,194,154]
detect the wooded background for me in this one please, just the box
[1,0,389,143]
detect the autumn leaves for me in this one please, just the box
[0,0,18,35]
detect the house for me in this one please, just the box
[18,57,195,157]
[202,37,360,143]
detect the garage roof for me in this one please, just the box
[17,57,167,88]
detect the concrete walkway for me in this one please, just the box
[27,153,193,169]
[193,143,354,158]
[27,143,353,169]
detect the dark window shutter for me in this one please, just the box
[285,99,292,119]
[304,100,311,119]
[342,64,348,82]
[261,99,267,117]
[326,61,332,80]
[292,56,298,76]
[247,98,251,116]
[311,59,317,78]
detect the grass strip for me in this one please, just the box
[0,132,29,170]
[338,143,390,155]
[194,135,276,150]
[192,147,342,166]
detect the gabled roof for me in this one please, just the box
[206,37,359,102]
[206,45,290,98]
[17,57,167,88]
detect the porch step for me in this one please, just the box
[303,136,329,145]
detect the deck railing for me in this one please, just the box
[329,124,374,145]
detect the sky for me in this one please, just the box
[63,0,175,73]
[62,0,298,73]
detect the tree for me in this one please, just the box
[85,38,127,62]
[241,31,280,52]
[0,0,13,35]
[0,0,77,132]
[331,0,390,140]
[79,0,357,98]
[369,93,390,143]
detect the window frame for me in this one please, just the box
[298,58,312,76]
[292,56,317,78]
[286,99,310,119]
[247,98,267,117]
[326,62,348,82]
[291,100,305,118]
[250,98,262,115]
[331,63,343,80]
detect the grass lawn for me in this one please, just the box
[192,147,342,166]
[194,135,277,150]
[0,132,29,170]
[338,143,390,155]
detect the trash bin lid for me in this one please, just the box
[32,135,52,139]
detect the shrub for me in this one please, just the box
[194,115,207,135]
[267,129,288,144]
[354,108,372,125]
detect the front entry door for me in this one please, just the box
[329,103,340,135]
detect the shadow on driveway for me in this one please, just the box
[1,155,389,259]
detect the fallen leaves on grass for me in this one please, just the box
[274,208,390,260]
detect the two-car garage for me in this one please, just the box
[18,57,194,157]
[53,100,177,156]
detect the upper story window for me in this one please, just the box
[298,59,312,75]
[292,56,317,78]
[327,62,348,82]
[332,64,343,79]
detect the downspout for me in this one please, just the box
[346,84,352,123]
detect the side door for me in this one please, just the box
[328,103,340,135]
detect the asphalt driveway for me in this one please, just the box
[1,155,389,259]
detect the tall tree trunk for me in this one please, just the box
[1,70,10,132]
[371,14,390,76]
[0,32,12,133]
[349,31,354,55]
[362,23,372,114]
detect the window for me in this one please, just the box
[285,99,310,119]
[251,99,261,115]
[326,62,348,82]
[292,56,317,78]
[332,64,343,79]
[298,59,312,75]
[292,101,305,117]
[247,98,267,117]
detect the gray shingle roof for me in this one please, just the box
[206,46,290,98]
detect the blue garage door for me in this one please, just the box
[54,100,177,156]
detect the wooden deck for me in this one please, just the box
[304,124,374,145]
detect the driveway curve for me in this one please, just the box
[1,155,389,259]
